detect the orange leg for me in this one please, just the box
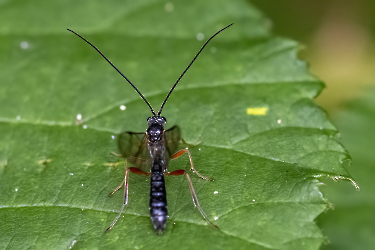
[129,167,150,176]
[171,148,213,181]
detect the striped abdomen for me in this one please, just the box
[150,161,168,234]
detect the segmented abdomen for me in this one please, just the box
[150,161,167,234]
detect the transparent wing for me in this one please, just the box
[164,126,181,159]
[117,131,150,170]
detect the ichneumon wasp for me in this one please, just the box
[68,23,233,234]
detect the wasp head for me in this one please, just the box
[146,116,166,143]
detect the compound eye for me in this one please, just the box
[161,116,167,123]
[147,116,151,122]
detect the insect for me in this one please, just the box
[67,23,233,234]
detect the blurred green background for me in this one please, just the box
[252,0,375,113]
[251,0,375,249]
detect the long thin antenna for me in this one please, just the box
[157,23,234,116]
[67,29,157,116]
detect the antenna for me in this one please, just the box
[157,23,233,116]
[67,29,157,116]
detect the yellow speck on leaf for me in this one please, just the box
[247,107,268,115]
[37,159,52,165]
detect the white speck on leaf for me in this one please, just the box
[196,33,204,41]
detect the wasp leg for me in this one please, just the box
[108,160,128,197]
[129,167,150,176]
[106,161,151,232]
[106,160,130,232]
[170,148,213,181]
[168,170,218,229]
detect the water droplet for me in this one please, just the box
[111,135,115,139]
[214,217,218,220]
[196,33,204,41]
[76,114,83,125]
[20,41,29,49]
[214,191,218,194]
[210,47,217,53]
[165,2,174,12]
[277,119,282,124]
[69,173,73,175]
[120,105,126,110]
[16,116,21,121]
[83,125,87,129]
[15,188,18,191]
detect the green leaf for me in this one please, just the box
[0,0,355,249]
[317,88,375,250]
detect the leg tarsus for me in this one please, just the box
[185,173,218,229]
[108,178,125,197]
[106,160,130,232]
[171,148,214,181]
[108,160,129,197]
